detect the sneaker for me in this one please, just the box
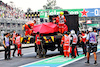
[85,62,90,65]
[77,54,79,56]
[64,56,66,58]
[74,56,76,58]
[94,61,98,66]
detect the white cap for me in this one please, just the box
[88,27,93,31]
[71,30,75,34]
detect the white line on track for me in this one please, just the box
[19,55,60,67]
[19,49,100,67]
[58,50,100,67]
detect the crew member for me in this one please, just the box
[52,17,57,24]
[52,19,56,24]
[56,11,66,33]
[85,27,98,65]
[24,23,30,36]
[69,30,78,58]
[35,32,41,58]
[61,31,70,57]
[12,30,17,57]
[24,20,36,36]
[29,20,36,35]
[79,31,87,56]
[15,34,23,56]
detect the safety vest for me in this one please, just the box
[16,36,21,44]
[61,34,70,46]
[72,34,78,44]
[25,24,30,31]
[35,34,41,45]
[82,33,86,43]
[64,35,70,46]
[89,32,97,43]
[28,22,34,29]
[59,15,65,23]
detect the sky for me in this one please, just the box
[2,0,100,12]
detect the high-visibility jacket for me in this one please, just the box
[56,15,66,33]
[12,33,16,44]
[25,24,30,30]
[61,34,70,57]
[28,22,34,29]
[16,36,22,55]
[81,33,86,43]
[61,34,70,46]
[24,21,35,36]
[56,15,66,23]
[16,36,21,45]
[69,34,78,44]
[35,34,41,45]
[72,34,78,44]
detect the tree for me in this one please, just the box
[43,0,56,9]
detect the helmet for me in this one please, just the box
[60,11,64,15]
[88,27,93,31]
[71,30,75,34]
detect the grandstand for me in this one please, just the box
[0,1,48,37]
[0,1,29,36]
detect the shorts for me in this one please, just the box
[87,43,97,53]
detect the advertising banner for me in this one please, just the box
[85,8,100,17]
[38,8,100,18]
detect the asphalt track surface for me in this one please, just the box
[0,38,100,67]
[63,52,100,67]
[0,47,60,67]
[0,47,100,67]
